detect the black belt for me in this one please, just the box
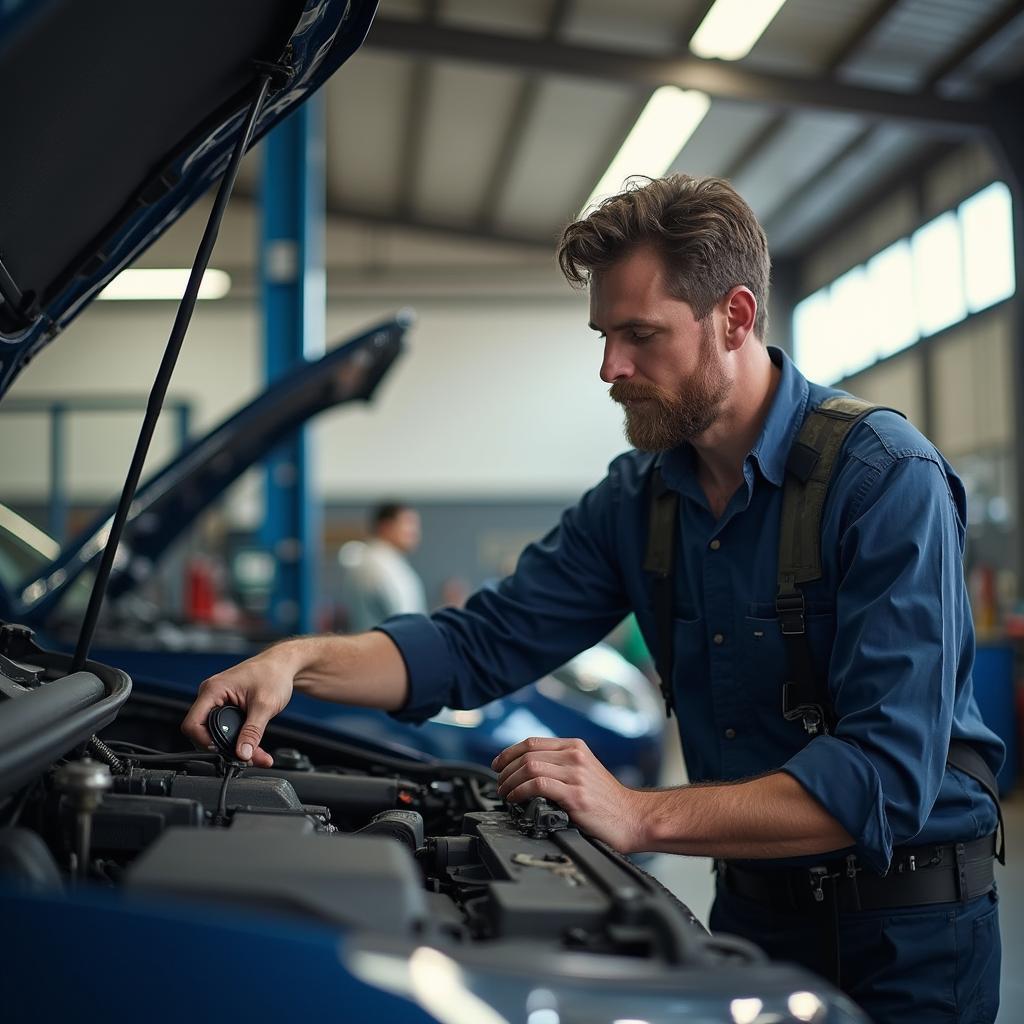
[717,833,996,915]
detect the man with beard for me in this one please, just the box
[183,175,1002,1022]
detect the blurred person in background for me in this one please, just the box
[337,501,426,632]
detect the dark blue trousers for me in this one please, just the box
[710,882,1001,1023]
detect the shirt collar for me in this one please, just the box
[659,345,809,491]
[748,346,809,487]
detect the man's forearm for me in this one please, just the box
[636,770,854,859]
[275,631,410,711]
[491,738,855,857]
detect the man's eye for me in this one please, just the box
[631,331,654,342]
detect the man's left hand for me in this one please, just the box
[491,737,649,853]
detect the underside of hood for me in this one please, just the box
[0,0,378,396]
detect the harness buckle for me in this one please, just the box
[775,591,806,636]
[782,683,826,736]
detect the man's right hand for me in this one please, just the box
[181,643,300,766]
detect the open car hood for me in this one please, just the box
[0,0,379,397]
[3,313,410,624]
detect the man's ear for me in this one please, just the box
[721,286,757,350]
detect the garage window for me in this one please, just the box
[793,181,1016,385]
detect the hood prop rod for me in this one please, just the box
[71,72,275,675]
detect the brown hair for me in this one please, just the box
[557,174,771,339]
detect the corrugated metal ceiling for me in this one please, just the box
[232,0,1023,261]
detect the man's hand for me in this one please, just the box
[181,644,300,766]
[492,737,649,853]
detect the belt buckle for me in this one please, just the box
[896,854,917,873]
[809,866,830,903]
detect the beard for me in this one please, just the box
[609,320,731,452]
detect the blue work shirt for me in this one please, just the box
[380,347,1002,872]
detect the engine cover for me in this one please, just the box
[125,827,426,934]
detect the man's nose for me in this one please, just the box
[600,339,632,384]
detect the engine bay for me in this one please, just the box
[0,637,753,972]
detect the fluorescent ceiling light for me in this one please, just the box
[690,0,789,61]
[98,268,231,301]
[581,86,711,214]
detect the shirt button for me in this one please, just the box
[713,632,725,645]
[724,728,736,740]
[709,539,721,550]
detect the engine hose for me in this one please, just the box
[87,736,128,775]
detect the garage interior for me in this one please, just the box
[3,0,1023,1018]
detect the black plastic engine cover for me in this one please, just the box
[125,827,426,934]
[88,793,204,854]
[450,812,608,940]
[168,773,302,813]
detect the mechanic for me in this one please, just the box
[338,500,427,632]
[183,175,1003,1023]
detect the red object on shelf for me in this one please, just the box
[185,557,217,623]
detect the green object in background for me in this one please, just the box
[616,613,654,674]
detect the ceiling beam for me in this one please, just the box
[762,1,1022,244]
[230,181,554,250]
[364,16,994,133]
[924,0,1024,83]
[723,1,910,195]
[396,1,440,220]
[324,199,554,250]
[475,0,573,230]
[568,0,719,215]
[825,0,906,66]
[722,0,903,181]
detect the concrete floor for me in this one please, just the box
[645,729,1021,1020]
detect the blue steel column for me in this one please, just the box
[49,403,67,544]
[260,93,326,633]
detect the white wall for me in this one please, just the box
[0,288,631,510]
[318,296,626,498]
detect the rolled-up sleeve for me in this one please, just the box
[379,464,633,723]
[782,452,966,873]
[374,613,456,722]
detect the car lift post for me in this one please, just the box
[260,92,326,634]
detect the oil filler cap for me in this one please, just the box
[208,705,246,758]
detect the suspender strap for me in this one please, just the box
[640,401,1005,863]
[778,397,903,588]
[777,398,903,735]
[947,739,1006,864]
[643,467,678,717]
[777,398,1005,858]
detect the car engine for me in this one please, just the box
[0,629,744,970]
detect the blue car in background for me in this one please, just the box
[0,2,865,1021]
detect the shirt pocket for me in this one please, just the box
[670,607,706,698]
[739,605,836,736]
